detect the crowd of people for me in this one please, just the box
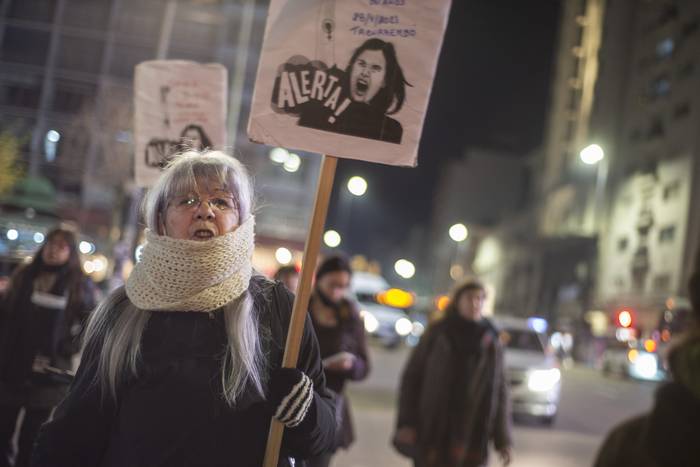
[0,149,697,467]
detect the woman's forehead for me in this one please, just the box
[169,172,233,196]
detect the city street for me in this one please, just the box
[334,343,659,467]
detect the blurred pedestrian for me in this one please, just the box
[394,278,512,467]
[0,227,96,467]
[32,151,335,467]
[593,244,700,467]
[307,255,370,467]
[274,265,300,294]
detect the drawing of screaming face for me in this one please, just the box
[349,49,386,104]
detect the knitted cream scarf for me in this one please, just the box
[125,216,255,312]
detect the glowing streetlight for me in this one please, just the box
[449,223,469,242]
[275,247,293,265]
[283,153,301,172]
[450,264,464,280]
[323,230,341,248]
[394,259,415,279]
[580,144,604,165]
[79,241,95,255]
[347,176,367,197]
[269,147,289,164]
[46,130,61,143]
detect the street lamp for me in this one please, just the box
[579,144,609,230]
[269,147,289,164]
[323,230,341,248]
[347,176,367,197]
[449,223,468,242]
[275,247,292,265]
[579,144,604,165]
[394,259,415,279]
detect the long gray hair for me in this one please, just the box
[83,151,266,406]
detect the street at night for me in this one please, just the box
[1,0,699,466]
[335,344,658,467]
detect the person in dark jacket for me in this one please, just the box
[0,226,96,467]
[274,265,300,294]
[593,243,700,467]
[307,255,370,467]
[32,151,335,467]
[394,278,512,467]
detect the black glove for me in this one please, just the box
[269,368,314,428]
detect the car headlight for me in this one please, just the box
[411,321,425,337]
[527,368,561,392]
[633,353,658,379]
[395,317,413,336]
[360,310,379,333]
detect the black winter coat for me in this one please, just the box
[0,264,96,409]
[32,277,335,467]
[397,314,511,467]
[593,382,700,467]
[309,294,370,450]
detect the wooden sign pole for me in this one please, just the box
[263,154,338,467]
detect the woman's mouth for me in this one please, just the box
[192,229,215,240]
[355,78,369,94]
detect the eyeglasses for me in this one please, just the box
[169,193,237,213]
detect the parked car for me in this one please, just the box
[493,316,561,425]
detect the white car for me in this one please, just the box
[351,272,421,348]
[493,316,561,425]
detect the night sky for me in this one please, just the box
[326,1,561,268]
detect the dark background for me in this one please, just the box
[326,1,562,264]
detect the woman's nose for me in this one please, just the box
[195,201,215,219]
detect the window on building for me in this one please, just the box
[656,38,675,58]
[646,117,665,140]
[7,0,55,23]
[681,18,699,39]
[62,1,112,30]
[659,225,676,244]
[0,83,42,109]
[673,102,691,119]
[657,5,679,27]
[650,75,671,98]
[663,181,681,200]
[57,35,105,74]
[51,80,96,114]
[0,27,50,66]
[114,1,162,45]
[617,237,629,252]
[565,119,576,142]
[629,127,642,142]
[110,45,153,79]
[678,61,695,79]
[653,274,672,292]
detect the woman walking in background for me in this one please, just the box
[307,255,370,467]
[0,227,96,467]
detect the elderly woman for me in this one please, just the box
[33,151,335,467]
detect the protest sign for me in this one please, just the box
[249,3,452,464]
[248,0,451,167]
[134,60,227,186]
